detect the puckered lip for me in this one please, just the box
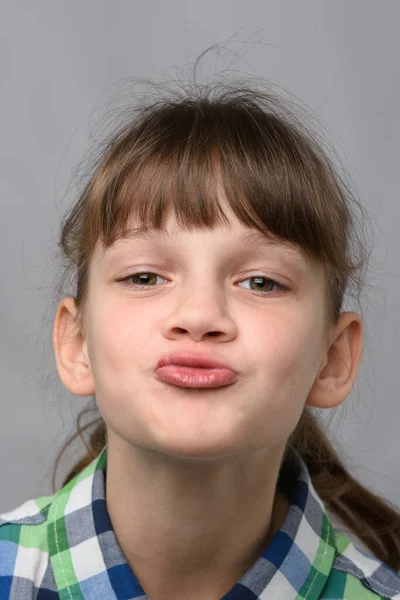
[155,351,236,372]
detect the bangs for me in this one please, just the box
[86,99,347,270]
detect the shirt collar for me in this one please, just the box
[47,445,336,599]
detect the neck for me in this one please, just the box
[105,433,291,599]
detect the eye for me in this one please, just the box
[118,271,167,288]
[238,275,288,295]
[117,271,288,296]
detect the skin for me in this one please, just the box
[53,194,363,600]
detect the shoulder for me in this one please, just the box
[324,528,400,599]
[0,493,53,527]
[0,493,54,595]
[0,459,100,598]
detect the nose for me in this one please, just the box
[160,285,237,342]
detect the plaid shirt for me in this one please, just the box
[1,445,399,599]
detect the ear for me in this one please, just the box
[53,297,95,397]
[306,312,363,409]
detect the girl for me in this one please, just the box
[1,74,400,600]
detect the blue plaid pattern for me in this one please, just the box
[1,445,399,599]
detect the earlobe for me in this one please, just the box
[53,297,95,397]
[306,312,363,410]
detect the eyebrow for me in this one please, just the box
[113,227,301,256]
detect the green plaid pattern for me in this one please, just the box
[1,445,399,599]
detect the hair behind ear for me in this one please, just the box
[51,404,106,492]
[287,408,400,572]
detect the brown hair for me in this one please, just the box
[50,66,400,570]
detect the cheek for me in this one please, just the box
[241,314,322,443]
[244,310,323,412]
[87,302,152,376]
[242,308,320,366]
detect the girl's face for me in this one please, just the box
[82,199,328,462]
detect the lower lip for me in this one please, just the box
[155,366,237,388]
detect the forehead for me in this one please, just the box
[110,226,301,254]
[90,214,326,299]
[95,189,320,279]
[97,227,319,290]
[108,201,304,255]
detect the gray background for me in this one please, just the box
[1,0,399,516]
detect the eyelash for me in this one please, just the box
[116,271,289,296]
